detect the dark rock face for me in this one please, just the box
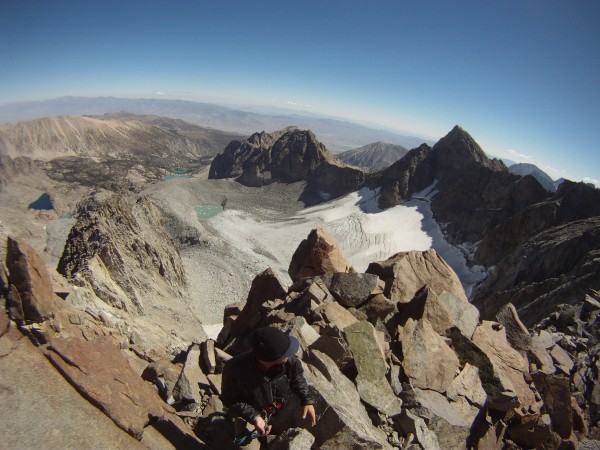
[473,216,600,325]
[209,127,366,203]
[477,180,600,267]
[209,127,331,184]
[368,144,434,208]
[373,126,549,244]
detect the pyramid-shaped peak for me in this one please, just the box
[432,125,505,174]
[441,125,477,143]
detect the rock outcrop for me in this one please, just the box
[288,227,353,282]
[6,237,60,322]
[366,249,468,304]
[58,193,185,314]
[1,238,208,447]
[209,127,367,204]
[44,335,174,438]
[474,216,600,325]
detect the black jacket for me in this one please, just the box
[220,352,315,423]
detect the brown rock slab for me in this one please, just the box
[6,236,60,322]
[201,339,217,374]
[495,302,532,352]
[1,328,148,449]
[173,344,208,405]
[288,227,351,282]
[531,371,573,438]
[532,329,554,349]
[395,409,441,450]
[528,342,556,374]
[228,268,287,339]
[270,427,316,450]
[401,318,460,393]
[214,347,232,373]
[304,350,392,448]
[398,288,479,338]
[550,344,574,375]
[400,387,472,449]
[313,301,358,330]
[446,363,487,422]
[472,321,537,411]
[44,335,172,439]
[366,249,467,304]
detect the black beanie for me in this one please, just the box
[252,327,300,362]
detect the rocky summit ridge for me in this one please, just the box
[3,226,598,449]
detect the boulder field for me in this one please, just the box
[2,227,598,449]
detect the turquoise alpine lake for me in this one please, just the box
[163,174,192,180]
[195,204,223,219]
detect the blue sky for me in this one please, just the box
[1,0,599,184]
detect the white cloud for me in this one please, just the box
[583,177,600,186]
[286,100,311,108]
[508,149,532,160]
[155,91,167,96]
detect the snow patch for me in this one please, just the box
[186,183,488,326]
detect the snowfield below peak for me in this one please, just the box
[144,178,488,332]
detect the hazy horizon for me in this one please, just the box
[1,1,598,186]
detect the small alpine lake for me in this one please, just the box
[195,204,224,219]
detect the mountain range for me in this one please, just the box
[209,124,600,325]
[1,110,599,449]
[0,96,433,152]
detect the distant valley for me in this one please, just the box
[0,96,434,152]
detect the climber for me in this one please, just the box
[220,326,317,447]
